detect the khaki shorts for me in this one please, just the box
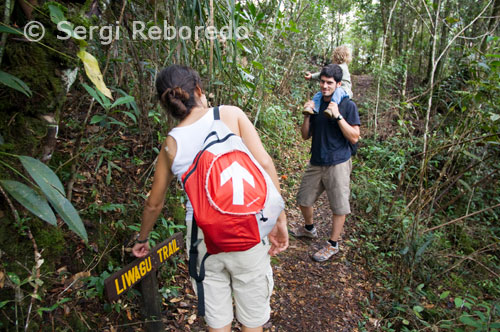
[186,219,273,329]
[296,159,352,215]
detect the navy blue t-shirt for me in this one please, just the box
[309,97,361,166]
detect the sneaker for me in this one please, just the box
[312,242,339,262]
[289,226,318,239]
[324,102,338,119]
[302,106,315,115]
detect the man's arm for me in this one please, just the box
[338,122,360,144]
[301,101,314,140]
[326,103,360,144]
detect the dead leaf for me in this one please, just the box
[369,317,380,327]
[170,297,182,303]
[57,266,68,274]
[188,314,196,324]
[126,309,132,321]
[0,270,4,288]
[63,304,70,316]
[70,271,91,289]
[77,50,113,99]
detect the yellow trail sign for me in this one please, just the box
[105,232,184,302]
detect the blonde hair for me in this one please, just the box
[331,45,352,65]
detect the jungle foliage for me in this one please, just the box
[0,0,498,331]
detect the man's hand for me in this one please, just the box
[304,72,312,80]
[268,221,289,256]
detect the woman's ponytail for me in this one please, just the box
[156,66,203,120]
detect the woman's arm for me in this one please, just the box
[132,137,176,257]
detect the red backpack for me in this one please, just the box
[182,106,284,315]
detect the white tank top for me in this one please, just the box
[168,108,216,221]
[168,108,215,181]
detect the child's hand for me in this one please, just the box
[304,72,312,80]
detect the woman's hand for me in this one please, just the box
[268,218,289,256]
[304,71,312,80]
[132,242,151,258]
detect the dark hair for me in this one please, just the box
[155,65,203,120]
[319,64,343,83]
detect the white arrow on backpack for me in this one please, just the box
[220,161,255,205]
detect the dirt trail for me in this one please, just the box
[161,75,376,331]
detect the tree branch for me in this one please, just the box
[424,203,500,233]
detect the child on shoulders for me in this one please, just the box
[304,45,353,117]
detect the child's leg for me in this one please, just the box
[312,91,322,113]
[330,87,348,105]
[324,87,348,118]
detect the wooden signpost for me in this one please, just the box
[104,232,184,331]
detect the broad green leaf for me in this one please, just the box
[47,5,80,40]
[0,180,56,225]
[108,117,126,127]
[0,26,23,35]
[400,246,409,255]
[413,305,424,313]
[18,157,87,241]
[111,95,134,108]
[82,83,104,107]
[478,62,490,71]
[122,111,137,124]
[459,315,482,328]
[236,40,252,54]
[77,50,113,100]
[455,297,464,308]
[413,305,424,318]
[415,235,434,259]
[90,114,107,124]
[38,184,87,242]
[462,150,482,162]
[445,16,459,25]
[458,179,472,192]
[7,272,20,285]
[0,300,10,309]
[48,4,66,24]
[252,61,264,70]
[95,88,111,109]
[439,291,450,300]
[19,156,65,195]
[0,71,32,97]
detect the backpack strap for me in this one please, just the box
[213,105,220,120]
[188,216,211,316]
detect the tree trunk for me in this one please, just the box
[424,0,440,85]
[433,0,451,84]
[481,0,500,53]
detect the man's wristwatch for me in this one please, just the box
[336,114,343,121]
[135,234,148,244]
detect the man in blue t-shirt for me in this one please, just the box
[293,64,361,262]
